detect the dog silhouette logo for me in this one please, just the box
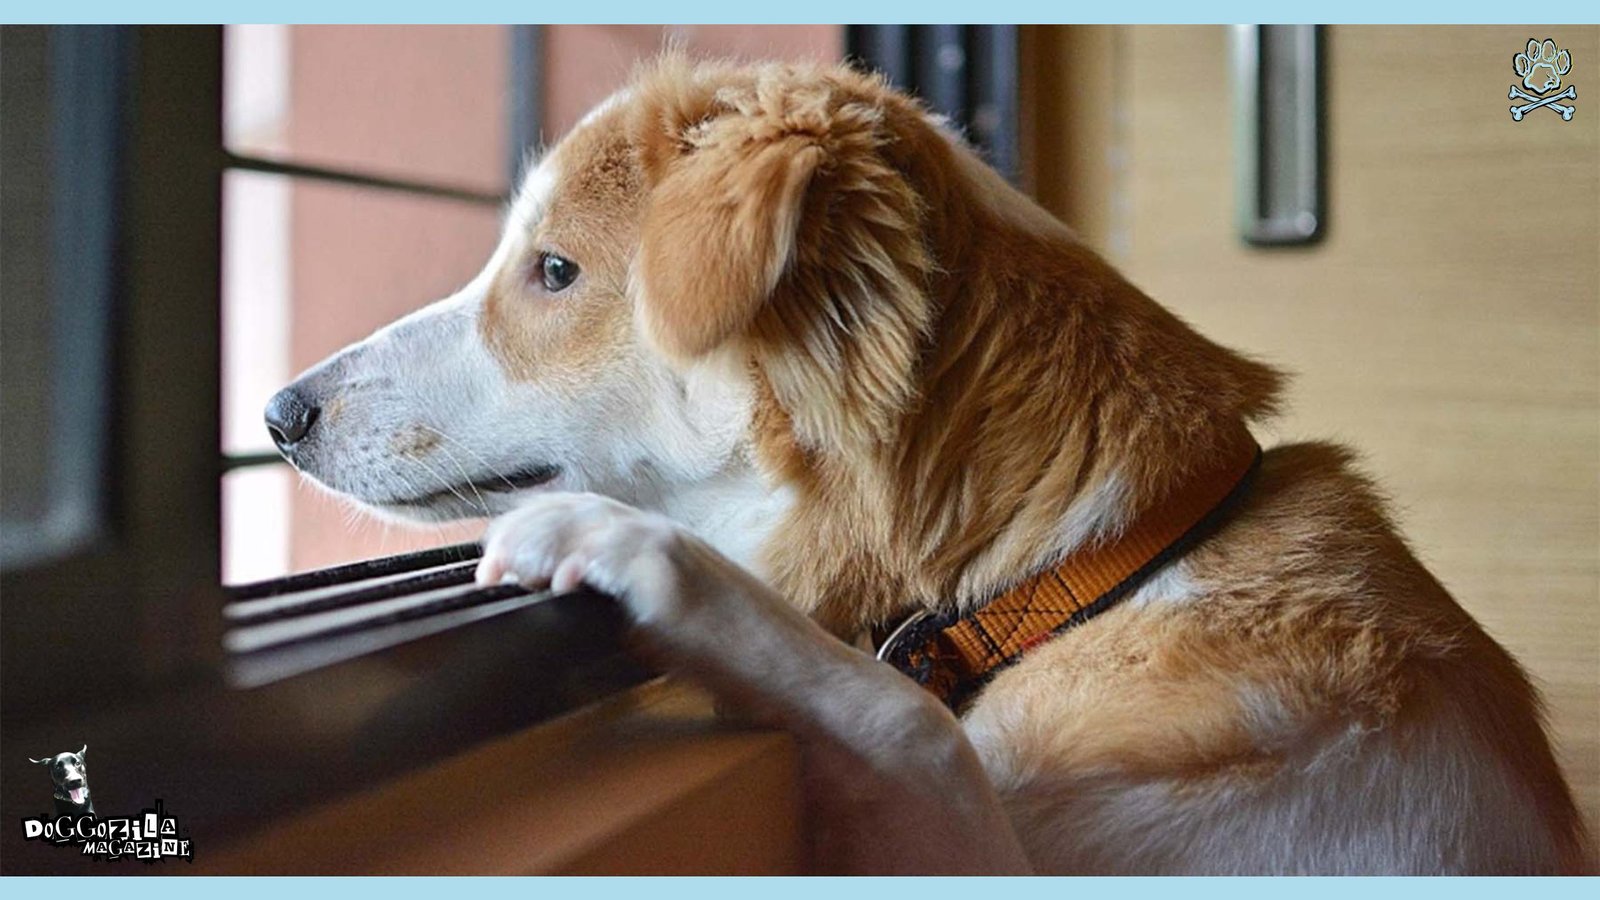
[21,747,196,863]
[1510,39,1576,121]
[29,744,94,816]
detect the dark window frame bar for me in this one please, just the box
[2,25,227,718]
[223,151,508,207]
[508,24,544,187]
[0,26,124,571]
[846,24,1021,184]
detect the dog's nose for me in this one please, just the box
[265,386,320,451]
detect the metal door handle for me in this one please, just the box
[1232,24,1325,245]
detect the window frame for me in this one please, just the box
[847,25,1021,182]
[2,25,226,717]
[0,26,649,875]
[220,22,540,474]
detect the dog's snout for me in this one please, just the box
[265,386,320,452]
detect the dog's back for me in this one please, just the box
[965,443,1590,873]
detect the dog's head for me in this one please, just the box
[267,56,1280,607]
[30,745,90,805]
[266,58,946,529]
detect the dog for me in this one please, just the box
[265,56,1591,874]
[30,745,94,817]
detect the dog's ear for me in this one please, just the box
[636,110,825,361]
[29,757,51,766]
[634,67,936,450]
[78,745,87,759]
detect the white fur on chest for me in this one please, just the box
[656,471,792,578]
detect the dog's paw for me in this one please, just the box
[474,492,713,625]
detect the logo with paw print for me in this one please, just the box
[1510,39,1575,121]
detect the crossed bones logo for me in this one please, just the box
[1510,38,1575,121]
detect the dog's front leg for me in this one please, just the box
[477,492,1031,874]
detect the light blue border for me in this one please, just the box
[2,4,1599,24]
[3,4,1595,896]
[2,876,1599,893]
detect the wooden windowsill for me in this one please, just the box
[198,679,802,874]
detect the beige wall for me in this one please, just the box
[1029,24,1599,831]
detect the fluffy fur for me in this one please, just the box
[276,56,1590,874]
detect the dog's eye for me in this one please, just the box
[539,253,579,293]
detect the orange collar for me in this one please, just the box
[876,430,1262,711]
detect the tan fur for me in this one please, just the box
[971,445,1588,871]
[464,55,1589,872]
[480,127,643,385]
[626,57,1281,633]
[388,424,441,458]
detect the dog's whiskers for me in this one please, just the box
[419,423,519,493]
[389,468,445,524]
[432,443,490,519]
[407,455,490,518]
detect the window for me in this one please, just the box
[220,25,525,582]
[0,25,1052,875]
[4,26,842,874]
[220,24,843,584]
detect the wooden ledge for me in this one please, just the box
[198,679,801,874]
